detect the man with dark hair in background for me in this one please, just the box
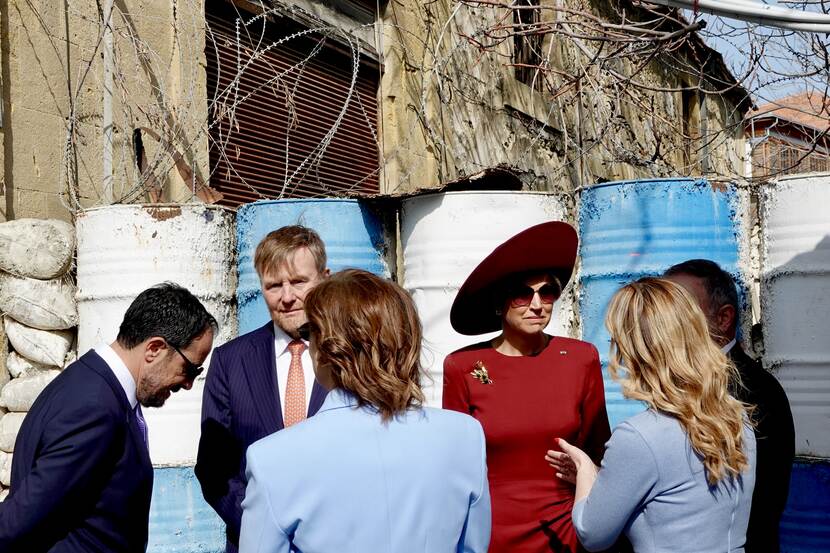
[196,225,330,553]
[0,283,216,552]
[666,259,795,553]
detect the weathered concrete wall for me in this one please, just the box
[0,0,209,222]
[0,0,747,211]
[379,0,747,194]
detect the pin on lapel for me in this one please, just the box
[560,350,567,355]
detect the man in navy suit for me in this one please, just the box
[0,282,216,552]
[196,225,329,552]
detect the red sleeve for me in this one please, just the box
[579,344,611,464]
[442,354,471,414]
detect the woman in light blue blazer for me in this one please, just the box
[239,269,491,553]
[547,278,756,553]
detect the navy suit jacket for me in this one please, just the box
[0,350,153,552]
[730,344,795,553]
[195,322,327,553]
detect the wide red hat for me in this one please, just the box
[450,221,577,335]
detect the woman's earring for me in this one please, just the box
[495,308,502,316]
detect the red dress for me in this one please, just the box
[443,336,611,553]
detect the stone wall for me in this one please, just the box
[378,0,748,194]
[0,0,749,215]
[0,0,209,222]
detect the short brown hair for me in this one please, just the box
[254,225,327,277]
[303,269,425,420]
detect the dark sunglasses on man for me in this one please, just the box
[172,344,204,380]
[507,284,559,308]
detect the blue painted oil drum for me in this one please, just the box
[148,467,224,552]
[781,461,830,552]
[236,199,391,335]
[578,178,745,428]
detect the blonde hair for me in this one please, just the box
[605,277,749,484]
[303,269,425,420]
[254,225,326,277]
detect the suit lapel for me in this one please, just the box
[308,381,327,416]
[243,325,283,432]
[80,351,153,469]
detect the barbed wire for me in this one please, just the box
[12,0,830,213]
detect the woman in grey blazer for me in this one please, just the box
[547,277,756,553]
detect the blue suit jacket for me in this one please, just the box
[0,350,153,552]
[239,389,491,553]
[195,322,327,552]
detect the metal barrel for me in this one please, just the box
[578,178,748,428]
[236,199,391,335]
[148,467,225,552]
[761,173,830,552]
[76,204,237,552]
[400,191,572,406]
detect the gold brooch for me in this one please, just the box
[470,361,493,385]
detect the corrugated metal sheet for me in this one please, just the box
[578,178,747,428]
[205,1,380,207]
[236,199,390,335]
[761,173,830,457]
[400,191,571,406]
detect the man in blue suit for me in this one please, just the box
[196,226,329,552]
[0,282,216,552]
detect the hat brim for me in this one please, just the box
[450,221,577,335]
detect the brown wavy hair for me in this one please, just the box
[303,269,425,420]
[605,277,749,484]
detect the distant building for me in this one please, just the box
[746,92,830,179]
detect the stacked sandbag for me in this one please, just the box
[0,219,76,501]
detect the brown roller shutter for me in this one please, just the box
[205,1,381,207]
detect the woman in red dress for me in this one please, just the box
[443,222,611,553]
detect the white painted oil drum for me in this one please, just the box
[76,204,237,464]
[761,174,830,553]
[401,192,571,406]
[76,204,236,553]
[761,174,830,457]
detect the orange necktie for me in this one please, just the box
[284,340,307,427]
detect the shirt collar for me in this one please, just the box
[273,322,309,353]
[721,337,737,354]
[95,343,138,409]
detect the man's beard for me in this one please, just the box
[137,376,169,408]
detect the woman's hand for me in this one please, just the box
[546,446,576,484]
[545,438,599,501]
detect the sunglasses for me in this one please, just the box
[172,345,204,380]
[297,323,314,342]
[507,284,559,308]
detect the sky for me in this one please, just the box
[684,3,824,104]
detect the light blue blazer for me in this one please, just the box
[239,389,491,553]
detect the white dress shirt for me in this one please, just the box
[95,343,138,409]
[273,323,315,418]
[722,337,737,355]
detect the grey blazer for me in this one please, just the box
[573,409,756,553]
